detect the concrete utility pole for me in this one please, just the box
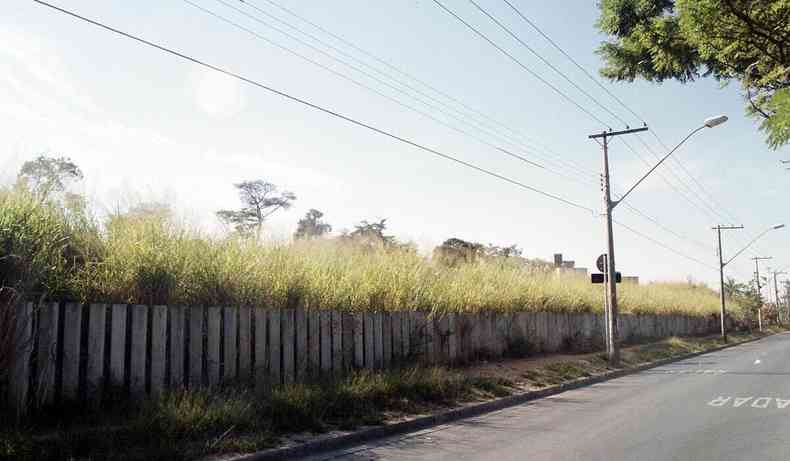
[753,256,772,331]
[589,115,728,367]
[590,126,648,366]
[713,225,743,342]
[784,281,790,323]
[773,271,786,324]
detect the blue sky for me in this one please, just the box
[2,0,788,293]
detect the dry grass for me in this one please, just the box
[1,188,742,317]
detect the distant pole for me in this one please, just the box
[772,271,786,324]
[774,272,781,324]
[713,225,743,342]
[752,256,773,331]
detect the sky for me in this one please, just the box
[2,0,788,295]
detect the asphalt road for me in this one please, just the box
[303,333,790,461]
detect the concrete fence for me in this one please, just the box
[4,302,717,415]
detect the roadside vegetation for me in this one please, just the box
[0,367,513,461]
[1,330,774,460]
[1,185,743,317]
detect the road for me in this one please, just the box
[302,333,790,461]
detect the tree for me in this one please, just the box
[216,180,296,238]
[344,219,396,246]
[724,276,761,323]
[596,0,790,148]
[434,238,485,267]
[17,155,83,201]
[484,243,523,259]
[294,209,332,240]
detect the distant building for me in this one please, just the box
[553,253,588,277]
[622,276,639,285]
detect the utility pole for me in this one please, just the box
[752,256,772,331]
[713,225,743,342]
[772,270,786,324]
[784,281,790,324]
[590,126,648,366]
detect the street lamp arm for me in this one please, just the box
[612,125,706,209]
[724,228,773,267]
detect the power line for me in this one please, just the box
[31,0,596,214]
[186,0,555,175]
[500,0,644,123]
[192,0,615,190]
[501,1,754,244]
[242,0,601,180]
[466,0,630,127]
[211,0,716,261]
[33,0,721,275]
[613,219,718,272]
[430,0,612,129]
[649,131,741,225]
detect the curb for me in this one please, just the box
[230,333,775,461]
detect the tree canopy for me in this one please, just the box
[17,154,83,201]
[596,0,790,149]
[216,180,296,238]
[294,209,332,240]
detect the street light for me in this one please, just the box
[704,115,729,128]
[715,223,785,341]
[590,115,728,366]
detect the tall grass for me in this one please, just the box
[1,189,741,318]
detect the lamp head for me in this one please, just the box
[704,115,728,128]
[773,224,786,230]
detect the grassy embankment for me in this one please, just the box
[0,188,753,459]
[1,189,742,317]
[0,330,776,461]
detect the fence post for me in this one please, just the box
[295,307,308,382]
[170,306,186,388]
[207,307,221,388]
[35,302,59,407]
[223,307,238,382]
[269,309,281,386]
[342,312,354,371]
[254,308,268,391]
[353,313,364,369]
[150,306,167,397]
[130,305,148,398]
[86,304,107,403]
[110,304,127,388]
[62,303,82,401]
[331,310,343,375]
[189,307,205,388]
[8,302,33,417]
[282,308,295,385]
[238,306,252,382]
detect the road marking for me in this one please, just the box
[708,396,790,409]
[733,397,754,407]
[754,359,762,365]
[708,396,732,407]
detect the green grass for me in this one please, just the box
[0,189,743,318]
[0,367,513,461]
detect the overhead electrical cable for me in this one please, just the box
[31,0,720,273]
[240,0,601,180]
[430,0,612,129]
[466,0,631,127]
